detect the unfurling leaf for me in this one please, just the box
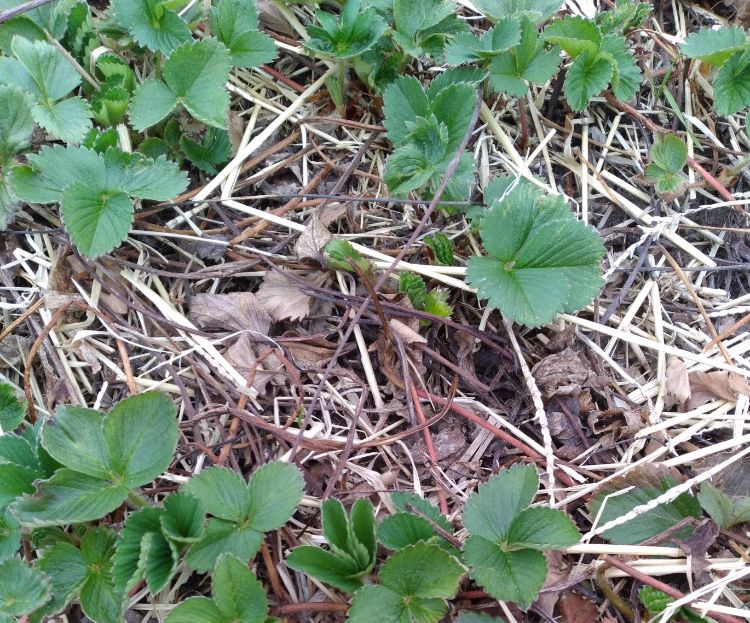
[466,184,605,327]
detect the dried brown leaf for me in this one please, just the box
[224,334,285,395]
[295,213,331,261]
[558,589,598,623]
[255,270,321,321]
[532,348,592,397]
[665,356,690,405]
[190,292,272,334]
[389,319,427,345]
[687,370,750,409]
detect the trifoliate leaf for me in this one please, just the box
[645,135,687,194]
[713,49,750,115]
[681,25,748,66]
[463,538,547,609]
[564,50,613,111]
[0,384,24,433]
[445,19,522,64]
[288,498,376,593]
[9,145,187,256]
[211,0,277,67]
[0,37,91,143]
[471,0,563,23]
[130,38,232,129]
[348,543,465,623]
[0,86,33,166]
[30,542,88,621]
[0,559,51,616]
[306,0,386,59]
[544,16,602,58]
[697,483,750,530]
[185,463,303,571]
[392,0,467,60]
[110,0,191,54]
[466,185,605,327]
[589,466,702,544]
[181,127,232,174]
[487,17,560,96]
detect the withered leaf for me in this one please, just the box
[687,370,750,409]
[532,348,592,397]
[665,356,690,405]
[224,334,285,395]
[189,292,271,335]
[295,213,331,261]
[255,270,323,321]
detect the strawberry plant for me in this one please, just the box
[645,135,688,194]
[681,25,750,115]
[399,273,453,318]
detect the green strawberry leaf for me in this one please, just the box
[211,0,277,67]
[487,17,560,96]
[445,19,522,64]
[79,528,124,623]
[0,463,37,509]
[466,184,605,327]
[589,467,702,544]
[471,0,563,23]
[600,34,640,101]
[697,483,750,530]
[110,0,191,54]
[463,537,547,609]
[563,50,613,111]
[455,613,507,623]
[0,558,51,616]
[161,492,205,544]
[180,127,232,174]
[681,25,748,66]
[31,95,91,144]
[185,463,303,571]
[130,38,232,129]
[349,543,465,623]
[596,0,651,35]
[713,49,750,115]
[399,272,429,309]
[0,86,33,166]
[423,232,454,265]
[506,507,580,549]
[544,16,602,58]
[11,469,129,526]
[212,554,269,623]
[306,0,386,59]
[645,135,687,194]
[0,384,24,432]
[30,542,88,621]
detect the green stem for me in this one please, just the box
[128,490,150,509]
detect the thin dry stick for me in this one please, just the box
[661,247,733,365]
[0,0,55,22]
[502,316,557,504]
[0,298,44,342]
[410,383,448,515]
[703,311,750,352]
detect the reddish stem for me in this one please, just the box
[410,383,449,515]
